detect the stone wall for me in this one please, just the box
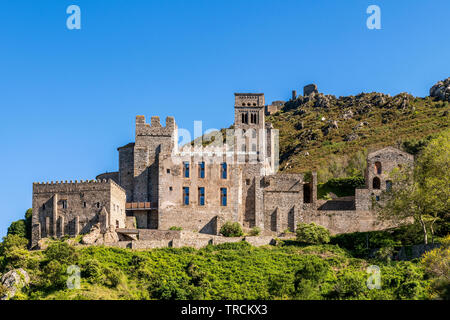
[133,115,177,203]
[31,179,126,247]
[118,143,135,201]
[157,151,240,234]
[301,209,388,235]
[263,174,304,232]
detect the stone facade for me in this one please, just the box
[355,147,414,211]
[31,92,415,248]
[31,179,126,247]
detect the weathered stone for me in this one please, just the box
[430,77,450,101]
[1,269,30,300]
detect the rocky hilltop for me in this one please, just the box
[267,78,449,178]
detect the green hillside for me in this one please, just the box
[1,237,446,300]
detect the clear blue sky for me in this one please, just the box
[0,0,449,238]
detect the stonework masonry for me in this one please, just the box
[31,92,415,249]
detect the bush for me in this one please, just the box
[169,226,183,231]
[326,270,367,299]
[249,227,261,236]
[296,223,330,244]
[220,222,243,237]
[0,234,30,269]
[44,241,77,265]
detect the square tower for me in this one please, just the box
[234,93,265,130]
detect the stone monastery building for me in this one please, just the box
[31,93,414,248]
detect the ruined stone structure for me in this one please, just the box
[31,93,414,248]
[265,100,285,115]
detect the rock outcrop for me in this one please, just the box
[430,77,450,102]
[81,223,119,245]
[1,268,30,300]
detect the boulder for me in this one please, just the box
[1,268,30,300]
[81,224,102,245]
[430,77,450,102]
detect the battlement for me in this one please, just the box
[234,93,265,107]
[33,178,126,193]
[135,115,177,137]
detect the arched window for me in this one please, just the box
[374,161,382,174]
[372,177,381,189]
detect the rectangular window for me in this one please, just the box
[198,187,205,206]
[183,187,190,205]
[221,162,227,179]
[183,162,190,178]
[198,162,205,179]
[62,200,68,209]
[220,188,227,206]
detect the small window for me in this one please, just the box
[83,202,87,208]
[169,186,173,191]
[386,180,392,192]
[374,161,382,174]
[183,187,189,205]
[221,162,227,179]
[220,188,227,206]
[42,204,46,210]
[116,220,119,228]
[62,200,68,209]
[375,196,380,201]
[198,187,205,206]
[246,179,250,185]
[167,169,170,174]
[96,202,100,208]
[198,162,205,179]
[183,162,190,178]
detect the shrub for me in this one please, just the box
[220,222,243,237]
[294,255,330,283]
[169,226,183,231]
[0,234,30,269]
[41,260,66,289]
[44,241,77,265]
[296,223,330,244]
[249,227,261,236]
[103,268,122,288]
[326,270,367,299]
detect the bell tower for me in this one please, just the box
[234,93,265,130]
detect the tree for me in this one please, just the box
[6,208,32,242]
[7,220,27,238]
[421,235,450,299]
[377,130,450,244]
